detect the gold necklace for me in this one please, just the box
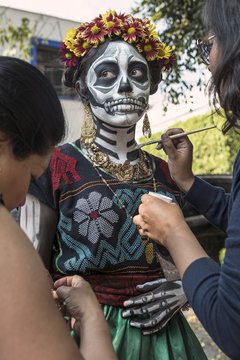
[72,141,157,220]
[85,142,151,182]
[79,140,157,235]
[92,162,157,220]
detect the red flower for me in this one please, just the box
[137,38,160,61]
[60,42,68,55]
[92,14,103,22]
[159,52,176,70]
[122,20,144,43]
[60,42,78,67]
[74,36,91,57]
[76,22,89,34]
[115,12,129,23]
[83,20,106,44]
[104,13,121,37]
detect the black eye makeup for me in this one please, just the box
[128,61,148,82]
[94,62,119,86]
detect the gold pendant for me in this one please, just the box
[80,107,96,146]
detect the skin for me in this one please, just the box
[0,203,81,360]
[0,134,51,211]
[208,34,220,74]
[133,194,208,278]
[0,134,117,360]
[54,276,117,360]
[133,33,220,278]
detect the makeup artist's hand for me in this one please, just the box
[157,128,195,193]
[54,276,117,360]
[54,275,104,336]
[122,278,188,335]
[133,194,187,246]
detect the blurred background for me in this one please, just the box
[0,1,233,358]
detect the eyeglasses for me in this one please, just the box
[197,35,216,65]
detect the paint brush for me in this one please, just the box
[137,125,216,149]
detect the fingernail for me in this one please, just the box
[123,300,133,307]
[161,134,168,140]
[130,321,141,328]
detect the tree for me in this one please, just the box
[0,17,37,61]
[133,0,206,110]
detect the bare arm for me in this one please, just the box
[19,196,117,360]
[55,276,117,360]
[19,194,57,268]
[0,205,82,360]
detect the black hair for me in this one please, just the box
[202,0,240,133]
[0,56,65,159]
[63,39,162,106]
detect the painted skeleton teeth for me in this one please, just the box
[107,103,143,113]
[104,98,145,113]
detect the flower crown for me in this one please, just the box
[60,10,176,71]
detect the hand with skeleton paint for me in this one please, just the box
[122,279,188,335]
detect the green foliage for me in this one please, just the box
[140,111,240,174]
[0,17,37,61]
[132,0,206,108]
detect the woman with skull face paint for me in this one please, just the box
[23,11,207,360]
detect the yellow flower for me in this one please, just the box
[144,44,153,53]
[63,38,75,52]
[128,27,136,35]
[106,21,115,29]
[157,43,172,59]
[145,22,158,38]
[91,25,100,35]
[102,10,116,22]
[65,28,77,42]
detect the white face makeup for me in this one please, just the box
[86,41,151,127]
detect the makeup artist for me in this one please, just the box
[133,0,240,358]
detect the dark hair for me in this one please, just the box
[63,40,162,106]
[0,56,65,159]
[202,0,240,133]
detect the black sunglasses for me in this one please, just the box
[197,35,215,65]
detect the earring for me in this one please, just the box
[80,106,96,146]
[142,106,152,138]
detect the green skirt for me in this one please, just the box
[101,305,207,360]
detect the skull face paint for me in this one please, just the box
[86,41,151,127]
